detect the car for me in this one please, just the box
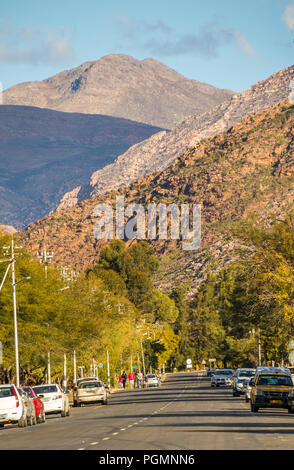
[33,384,70,417]
[211,369,234,387]
[73,379,108,406]
[17,388,37,426]
[232,368,256,397]
[249,369,294,413]
[146,374,161,387]
[0,384,27,428]
[22,386,46,423]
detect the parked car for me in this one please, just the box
[249,369,294,413]
[0,384,27,428]
[146,374,161,387]
[232,368,256,397]
[33,384,70,417]
[211,369,234,387]
[22,386,46,423]
[17,388,37,426]
[73,379,108,406]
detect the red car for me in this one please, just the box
[22,386,46,424]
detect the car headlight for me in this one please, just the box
[288,389,294,398]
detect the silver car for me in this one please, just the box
[211,369,234,387]
[73,379,108,406]
[232,369,256,397]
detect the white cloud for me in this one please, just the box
[283,3,294,30]
[0,24,75,65]
[114,16,257,60]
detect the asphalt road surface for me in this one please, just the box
[1,372,294,450]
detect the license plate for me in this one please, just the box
[270,400,282,404]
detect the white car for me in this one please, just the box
[211,369,234,387]
[0,384,27,427]
[33,384,70,417]
[146,374,161,387]
[73,379,108,406]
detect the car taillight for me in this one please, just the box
[11,386,19,408]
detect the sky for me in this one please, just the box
[0,0,293,93]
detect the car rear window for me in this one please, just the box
[0,387,14,398]
[80,382,102,389]
[22,387,34,397]
[147,375,157,378]
[33,385,58,394]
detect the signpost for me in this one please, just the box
[186,358,192,369]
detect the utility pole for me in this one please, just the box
[2,238,29,387]
[63,353,67,391]
[258,328,261,366]
[107,350,110,389]
[47,352,51,384]
[73,350,77,385]
[141,340,146,376]
[37,248,53,280]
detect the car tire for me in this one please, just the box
[0,423,5,428]
[245,396,249,403]
[288,407,294,414]
[61,407,66,417]
[66,406,70,416]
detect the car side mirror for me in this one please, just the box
[38,394,44,398]
[249,379,255,386]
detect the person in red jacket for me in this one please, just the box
[128,371,135,389]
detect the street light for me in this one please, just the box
[2,238,30,387]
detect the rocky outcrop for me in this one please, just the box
[21,102,294,294]
[58,64,294,211]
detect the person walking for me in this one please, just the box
[121,371,127,389]
[128,371,135,389]
[137,371,143,389]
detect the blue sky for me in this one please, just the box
[0,0,293,92]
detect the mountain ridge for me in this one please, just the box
[58,64,294,211]
[3,54,234,129]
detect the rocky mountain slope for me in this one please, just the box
[3,54,233,129]
[58,64,294,211]
[0,105,163,228]
[21,102,294,292]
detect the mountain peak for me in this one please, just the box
[3,54,233,128]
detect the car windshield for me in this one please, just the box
[257,374,293,386]
[80,382,102,389]
[0,387,13,398]
[147,375,157,378]
[33,385,58,394]
[239,371,255,377]
[216,370,233,375]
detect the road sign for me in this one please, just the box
[201,360,206,365]
[208,358,216,362]
[98,363,104,368]
[186,359,192,365]
[132,365,138,370]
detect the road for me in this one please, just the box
[1,372,294,450]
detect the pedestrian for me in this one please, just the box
[121,371,127,389]
[128,371,135,389]
[137,371,143,389]
[118,375,122,388]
